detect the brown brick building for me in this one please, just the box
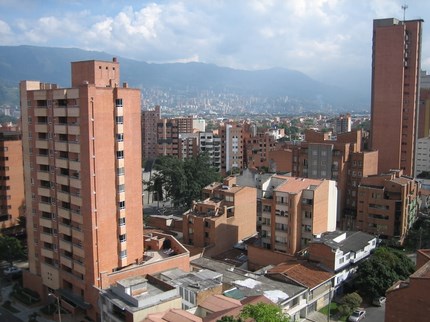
[370,18,423,176]
[356,170,419,244]
[182,178,257,257]
[0,127,25,229]
[142,105,161,162]
[20,58,145,320]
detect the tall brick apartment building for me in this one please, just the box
[20,58,145,319]
[370,18,423,176]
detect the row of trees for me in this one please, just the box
[145,154,221,208]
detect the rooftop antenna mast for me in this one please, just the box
[402,4,408,22]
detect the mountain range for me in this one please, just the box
[0,45,369,112]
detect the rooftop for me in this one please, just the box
[191,257,306,304]
[267,260,333,290]
[313,231,376,253]
[272,176,324,194]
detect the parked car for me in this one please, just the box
[348,309,366,322]
[3,265,22,276]
[372,296,386,306]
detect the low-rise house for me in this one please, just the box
[191,257,308,321]
[267,261,334,318]
[144,308,203,322]
[306,231,377,291]
[158,268,223,310]
[99,275,181,322]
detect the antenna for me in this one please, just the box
[401,4,408,22]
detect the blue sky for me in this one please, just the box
[1,0,429,89]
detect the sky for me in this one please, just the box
[1,0,430,90]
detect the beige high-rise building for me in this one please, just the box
[370,18,423,176]
[20,58,144,320]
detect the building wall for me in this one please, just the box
[307,243,336,271]
[0,131,25,228]
[415,137,430,177]
[356,171,419,242]
[268,149,293,173]
[142,106,161,161]
[385,278,430,322]
[370,19,422,176]
[247,244,295,271]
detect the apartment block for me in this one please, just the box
[370,18,423,176]
[335,114,351,134]
[20,58,144,320]
[198,132,221,172]
[219,122,245,175]
[0,128,25,228]
[356,170,419,244]
[418,88,430,139]
[244,131,277,170]
[259,175,337,255]
[307,231,377,291]
[179,133,199,160]
[142,105,161,162]
[291,129,378,227]
[157,118,180,157]
[415,136,430,177]
[182,179,257,257]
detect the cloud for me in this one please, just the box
[1,0,430,88]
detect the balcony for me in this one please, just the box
[55,158,68,169]
[72,227,84,240]
[38,202,52,213]
[54,124,67,134]
[40,233,54,243]
[36,156,49,165]
[71,211,83,224]
[34,108,48,116]
[60,254,73,268]
[68,107,80,117]
[68,142,80,154]
[37,171,50,181]
[74,261,85,275]
[41,248,55,259]
[59,223,71,235]
[57,191,70,203]
[53,107,67,117]
[69,160,80,171]
[39,217,53,229]
[58,207,71,220]
[59,239,72,252]
[73,244,84,258]
[69,178,81,189]
[35,140,49,149]
[37,187,51,197]
[35,124,48,133]
[55,141,68,152]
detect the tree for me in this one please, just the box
[145,154,221,208]
[337,292,362,317]
[0,235,25,266]
[354,247,415,299]
[217,316,242,322]
[239,302,289,322]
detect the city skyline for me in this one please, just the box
[1,0,430,91]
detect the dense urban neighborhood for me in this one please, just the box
[1,9,430,322]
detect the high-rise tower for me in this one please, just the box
[20,58,143,319]
[370,18,423,176]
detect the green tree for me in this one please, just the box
[0,235,25,266]
[354,247,415,299]
[146,154,221,208]
[337,292,362,317]
[240,302,289,322]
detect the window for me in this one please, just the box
[119,234,126,242]
[116,133,124,142]
[119,250,127,258]
[119,217,126,226]
[118,201,125,210]
[118,184,125,192]
[115,99,123,107]
[116,150,124,159]
[117,167,125,176]
[115,116,123,124]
